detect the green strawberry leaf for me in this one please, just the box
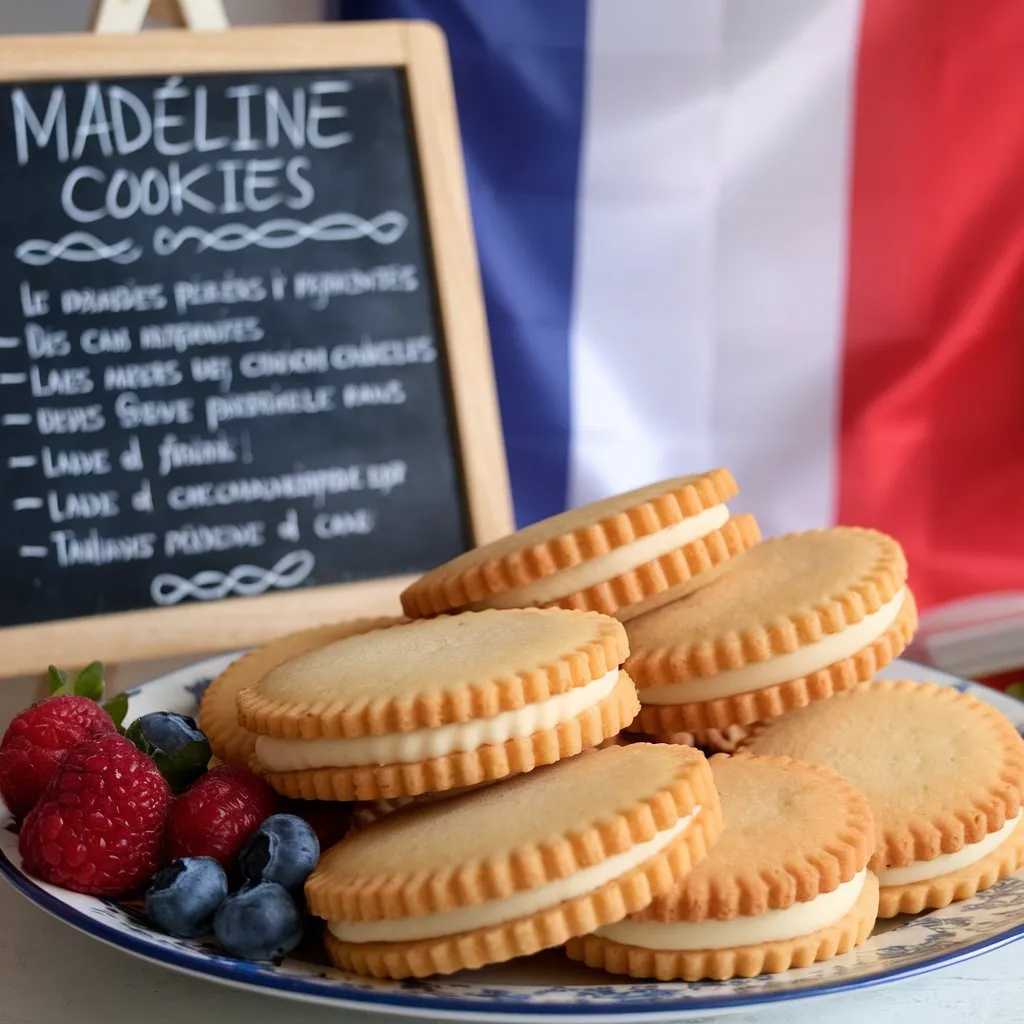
[124,719,147,750]
[1005,682,1024,702]
[73,661,105,702]
[47,665,69,696]
[125,719,210,794]
[102,692,129,731]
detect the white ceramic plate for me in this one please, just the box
[2,656,1022,1023]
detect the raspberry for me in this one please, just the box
[0,695,117,819]
[166,766,277,867]
[19,734,171,896]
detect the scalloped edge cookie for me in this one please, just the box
[878,814,1024,917]
[634,590,917,732]
[743,680,1024,871]
[625,527,908,691]
[237,609,629,740]
[565,872,878,981]
[549,513,760,620]
[199,616,404,766]
[629,755,874,922]
[321,801,723,978]
[346,786,492,835]
[306,743,717,922]
[269,671,639,804]
[643,724,755,755]
[400,470,757,620]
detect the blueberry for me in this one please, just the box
[126,713,212,793]
[239,814,320,892]
[146,857,228,938]
[213,881,304,961]
[134,712,207,758]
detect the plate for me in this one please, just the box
[2,656,1023,1023]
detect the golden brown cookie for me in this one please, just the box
[565,753,876,980]
[400,470,759,621]
[258,673,639,801]
[306,743,722,978]
[648,724,755,755]
[877,817,1024,916]
[346,786,490,835]
[743,680,1024,916]
[624,527,917,732]
[238,608,640,800]
[568,875,878,981]
[199,617,403,767]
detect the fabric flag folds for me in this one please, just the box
[338,0,1024,635]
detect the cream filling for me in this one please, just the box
[468,504,730,611]
[327,808,699,943]
[255,668,622,770]
[594,870,866,951]
[640,586,907,705]
[877,811,1022,886]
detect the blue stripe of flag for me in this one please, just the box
[338,0,587,526]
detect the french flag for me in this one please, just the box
[339,0,1024,668]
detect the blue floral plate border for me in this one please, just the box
[2,655,1022,1023]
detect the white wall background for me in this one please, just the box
[0,0,322,33]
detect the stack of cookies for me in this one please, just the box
[200,467,1024,983]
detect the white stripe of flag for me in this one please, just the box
[568,0,862,536]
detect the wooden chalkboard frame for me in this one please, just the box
[0,22,513,676]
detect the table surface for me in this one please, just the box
[1,660,1020,1024]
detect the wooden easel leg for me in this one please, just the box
[91,0,165,32]
[91,0,228,33]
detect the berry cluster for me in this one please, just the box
[0,664,338,963]
[148,813,319,960]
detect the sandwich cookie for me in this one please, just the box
[652,725,754,755]
[199,617,403,768]
[347,796,420,835]
[566,754,877,980]
[345,736,629,836]
[624,527,918,733]
[346,784,496,835]
[237,608,640,801]
[306,743,723,977]
[400,470,759,621]
[744,681,1024,916]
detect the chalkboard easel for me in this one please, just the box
[0,11,512,676]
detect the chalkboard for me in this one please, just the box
[0,23,512,675]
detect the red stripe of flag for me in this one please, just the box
[839,0,1024,609]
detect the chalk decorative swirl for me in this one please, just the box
[152,210,408,256]
[14,232,142,266]
[150,550,315,607]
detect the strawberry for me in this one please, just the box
[166,766,277,867]
[0,695,117,820]
[19,734,171,896]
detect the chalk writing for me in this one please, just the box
[0,66,470,629]
[150,549,315,606]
